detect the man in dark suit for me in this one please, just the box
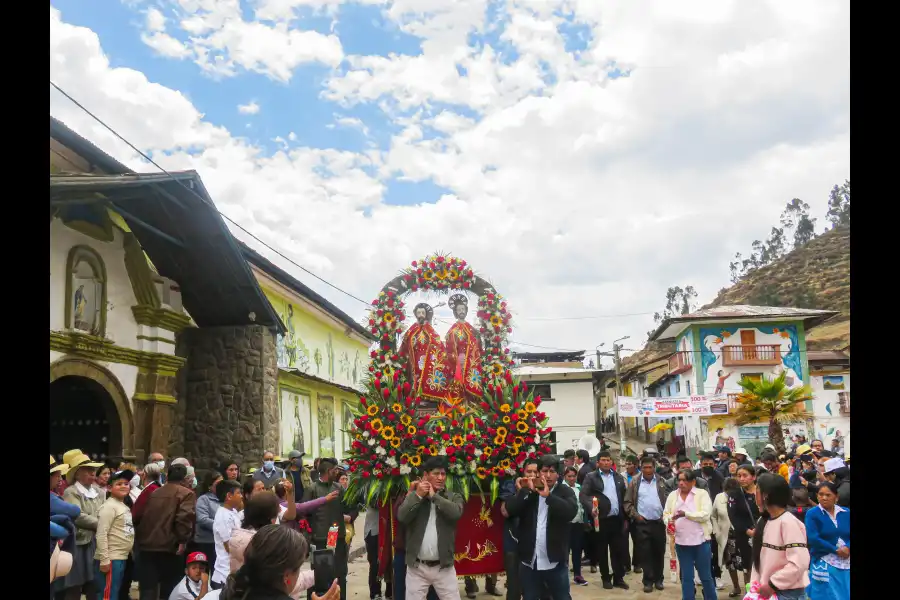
[624,456,669,593]
[575,450,592,485]
[506,455,578,600]
[579,451,629,590]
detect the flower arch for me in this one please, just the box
[346,253,553,505]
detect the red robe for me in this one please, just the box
[398,322,449,402]
[445,320,483,398]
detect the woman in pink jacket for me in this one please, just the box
[750,473,811,600]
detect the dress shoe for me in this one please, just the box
[613,580,630,590]
[602,581,613,590]
[590,566,597,574]
[643,584,653,593]
[485,586,503,597]
[633,567,643,574]
[655,581,665,591]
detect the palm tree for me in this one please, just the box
[733,372,813,454]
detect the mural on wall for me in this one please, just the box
[342,403,354,452]
[699,324,803,393]
[823,375,845,390]
[317,396,336,458]
[280,390,312,456]
[71,255,103,333]
[262,286,369,391]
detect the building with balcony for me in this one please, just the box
[808,350,851,455]
[648,305,838,458]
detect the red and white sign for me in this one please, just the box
[617,394,728,418]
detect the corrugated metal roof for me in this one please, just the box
[513,366,600,377]
[649,305,839,341]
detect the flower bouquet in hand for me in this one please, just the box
[743,582,778,600]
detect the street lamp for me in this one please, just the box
[597,336,630,465]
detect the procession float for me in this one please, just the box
[344,253,555,577]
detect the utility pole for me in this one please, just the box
[613,341,627,467]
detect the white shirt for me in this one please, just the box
[364,508,379,537]
[212,508,240,583]
[276,504,288,524]
[417,500,439,561]
[525,487,558,571]
[167,576,203,600]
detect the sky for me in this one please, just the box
[49,0,850,366]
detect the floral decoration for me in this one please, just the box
[401,253,476,292]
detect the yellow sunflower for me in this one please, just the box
[416,446,426,455]
[367,405,380,416]
[435,268,448,280]
[383,364,394,378]
[407,425,417,436]
[429,444,439,456]
[423,269,434,281]
[499,403,511,413]
[381,426,395,440]
[371,418,384,432]
[516,410,528,420]
[401,414,412,426]
[384,312,395,324]
[491,363,504,375]
[499,459,511,470]
[400,453,410,464]
[410,454,422,467]
[452,434,464,446]
[515,436,525,446]
[516,421,528,433]
[476,466,487,480]
[490,315,502,327]
[493,435,504,445]
[390,437,401,449]
[448,268,459,279]
[524,401,536,414]
[392,403,403,413]
[497,426,508,437]
[502,416,510,424]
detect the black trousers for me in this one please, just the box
[587,515,628,582]
[365,534,382,599]
[710,534,722,579]
[633,520,666,585]
[628,519,642,570]
[308,538,349,600]
[504,552,522,600]
[137,551,183,600]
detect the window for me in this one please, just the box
[675,381,681,394]
[280,389,312,456]
[622,382,633,397]
[66,245,107,336]
[529,384,554,401]
[686,381,691,396]
[317,395,336,458]
[745,373,763,383]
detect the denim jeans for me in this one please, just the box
[519,561,570,600]
[674,542,717,600]
[777,590,809,600]
[568,523,584,578]
[393,550,438,600]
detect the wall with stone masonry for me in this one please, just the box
[180,325,279,470]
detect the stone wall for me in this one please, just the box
[180,325,279,470]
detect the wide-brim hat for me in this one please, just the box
[734,447,749,457]
[795,444,812,456]
[62,449,103,480]
[50,455,70,476]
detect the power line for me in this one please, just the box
[518,311,656,321]
[50,80,372,307]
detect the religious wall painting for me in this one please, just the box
[65,246,107,336]
[279,388,312,456]
[317,395,336,458]
[698,324,803,393]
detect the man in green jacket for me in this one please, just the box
[398,456,464,600]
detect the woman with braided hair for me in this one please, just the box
[221,524,340,600]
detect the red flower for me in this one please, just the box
[403,382,411,393]
[436,256,444,263]
[392,468,401,476]
[442,433,451,441]
[362,471,371,478]
[382,388,390,399]
[448,455,457,463]
[376,471,384,479]
[411,260,418,267]
[451,420,459,428]
[446,446,455,454]
[400,455,409,464]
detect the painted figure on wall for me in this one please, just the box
[73,284,88,330]
[714,370,733,394]
[293,400,306,454]
[326,334,335,380]
[398,303,449,403]
[314,348,322,374]
[444,294,483,407]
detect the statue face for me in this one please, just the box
[453,303,467,320]
[414,307,427,324]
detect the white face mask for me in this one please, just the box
[156,461,166,470]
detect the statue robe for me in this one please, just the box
[398,322,448,401]
[445,320,483,398]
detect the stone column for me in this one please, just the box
[181,325,279,471]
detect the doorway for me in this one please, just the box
[49,375,121,463]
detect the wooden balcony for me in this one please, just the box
[721,344,782,367]
[668,351,693,375]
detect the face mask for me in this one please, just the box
[701,466,716,477]
[263,461,275,471]
[156,461,166,470]
[191,478,198,489]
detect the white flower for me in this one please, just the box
[438,447,447,456]
[468,461,477,473]
[375,446,386,456]
[505,468,517,476]
[363,431,371,438]
[528,446,536,453]
[368,438,376,446]
[386,457,398,468]
[474,449,483,457]
[400,464,412,475]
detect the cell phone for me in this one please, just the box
[311,548,335,595]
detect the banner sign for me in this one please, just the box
[617,394,730,418]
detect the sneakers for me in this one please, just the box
[573,576,588,586]
[715,578,726,590]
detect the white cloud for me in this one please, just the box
[50,2,849,354]
[238,101,260,114]
[138,0,344,81]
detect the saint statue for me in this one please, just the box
[445,294,483,403]
[398,303,449,403]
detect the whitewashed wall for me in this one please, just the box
[541,380,596,452]
[810,373,850,454]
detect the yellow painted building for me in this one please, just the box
[241,243,375,461]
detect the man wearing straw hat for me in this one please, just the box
[58,449,105,600]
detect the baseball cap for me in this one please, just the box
[823,457,846,474]
[110,469,135,484]
[795,444,812,456]
[186,552,208,565]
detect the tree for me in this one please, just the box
[780,198,817,249]
[648,285,698,338]
[827,179,850,227]
[732,372,813,454]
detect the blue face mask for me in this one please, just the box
[263,460,275,471]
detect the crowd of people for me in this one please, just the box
[50,438,849,600]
